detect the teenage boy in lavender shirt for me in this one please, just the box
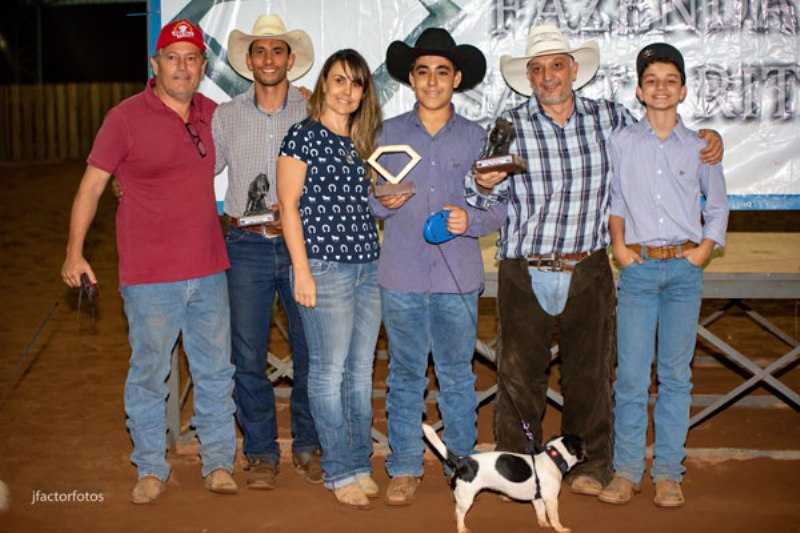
[598,43,728,508]
[368,28,506,506]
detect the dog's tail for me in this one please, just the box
[422,424,458,468]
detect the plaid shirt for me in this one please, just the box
[466,94,634,259]
[213,85,307,217]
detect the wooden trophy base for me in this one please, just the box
[374,181,416,198]
[474,154,527,174]
[238,209,279,226]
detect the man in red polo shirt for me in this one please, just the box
[61,20,238,504]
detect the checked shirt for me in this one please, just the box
[213,85,307,217]
[466,94,634,259]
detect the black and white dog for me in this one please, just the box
[422,424,585,533]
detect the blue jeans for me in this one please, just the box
[295,260,380,489]
[613,257,703,483]
[226,227,319,463]
[381,288,479,477]
[121,272,237,481]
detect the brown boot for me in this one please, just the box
[356,474,380,498]
[130,476,165,505]
[293,451,323,485]
[204,468,238,494]
[245,459,278,490]
[333,482,370,510]
[654,479,684,507]
[598,476,642,505]
[569,474,602,496]
[384,476,420,506]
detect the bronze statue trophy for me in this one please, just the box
[473,118,527,174]
[367,145,421,197]
[238,173,279,225]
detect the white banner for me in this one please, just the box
[154,0,800,209]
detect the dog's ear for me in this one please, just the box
[560,434,586,460]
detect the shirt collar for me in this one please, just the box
[672,115,692,142]
[410,102,458,136]
[637,114,691,144]
[143,78,208,125]
[249,83,303,114]
[143,78,164,111]
[527,91,584,123]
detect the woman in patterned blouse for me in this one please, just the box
[277,48,383,510]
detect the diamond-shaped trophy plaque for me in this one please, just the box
[368,144,420,197]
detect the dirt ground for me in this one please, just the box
[0,161,798,532]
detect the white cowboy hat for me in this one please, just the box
[227,14,314,82]
[500,25,600,96]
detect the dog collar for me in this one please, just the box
[545,445,570,475]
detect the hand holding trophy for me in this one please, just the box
[368,145,420,197]
[473,118,527,174]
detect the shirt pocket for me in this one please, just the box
[448,158,465,174]
[666,151,701,188]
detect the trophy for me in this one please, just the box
[367,145,420,197]
[473,118,527,174]
[238,173,279,225]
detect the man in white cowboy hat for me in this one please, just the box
[369,28,507,506]
[465,24,722,496]
[212,14,321,491]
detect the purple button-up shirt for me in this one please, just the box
[609,117,728,248]
[369,106,507,293]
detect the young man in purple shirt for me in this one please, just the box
[598,43,728,508]
[368,29,506,506]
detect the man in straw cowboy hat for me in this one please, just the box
[212,14,321,491]
[369,28,507,506]
[465,25,722,496]
[63,19,239,503]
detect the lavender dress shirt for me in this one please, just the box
[369,106,507,293]
[609,117,729,248]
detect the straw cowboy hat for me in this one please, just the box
[500,25,600,96]
[227,14,314,81]
[386,28,486,91]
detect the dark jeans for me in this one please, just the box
[226,227,319,463]
[494,250,614,484]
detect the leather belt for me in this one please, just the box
[629,242,697,260]
[526,250,597,272]
[229,217,281,238]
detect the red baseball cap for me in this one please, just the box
[156,19,206,52]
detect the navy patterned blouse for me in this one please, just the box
[280,119,380,263]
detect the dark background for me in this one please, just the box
[0,1,147,83]
[0,2,797,229]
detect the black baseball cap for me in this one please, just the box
[637,43,685,84]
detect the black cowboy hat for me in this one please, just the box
[386,28,486,92]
